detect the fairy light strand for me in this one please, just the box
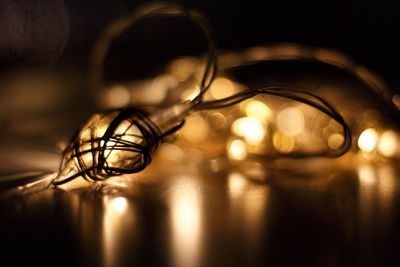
[195,85,352,158]
[53,3,217,185]
[50,4,355,186]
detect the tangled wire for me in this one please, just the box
[52,3,354,186]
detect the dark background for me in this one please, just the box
[1,0,400,88]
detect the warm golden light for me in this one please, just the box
[378,165,396,212]
[327,133,344,150]
[209,77,235,99]
[179,114,209,142]
[231,117,265,145]
[158,143,185,161]
[276,107,305,136]
[358,128,378,152]
[228,172,248,199]
[181,85,200,101]
[103,196,135,267]
[111,197,128,214]
[245,46,269,61]
[314,48,351,68]
[358,164,396,225]
[208,112,227,129]
[170,178,202,267]
[245,100,272,121]
[226,171,270,249]
[168,57,197,81]
[378,130,398,157]
[358,164,376,185]
[171,187,200,227]
[104,85,130,108]
[96,124,109,138]
[273,131,295,153]
[228,139,247,160]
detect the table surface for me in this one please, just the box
[1,147,400,267]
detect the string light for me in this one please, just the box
[52,4,218,185]
[51,4,353,186]
[2,3,400,203]
[11,3,399,196]
[195,43,400,162]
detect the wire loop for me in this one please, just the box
[56,4,357,185]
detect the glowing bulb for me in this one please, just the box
[168,57,197,81]
[378,130,398,157]
[228,139,247,160]
[273,131,295,153]
[208,112,226,129]
[358,128,378,152]
[327,133,344,150]
[158,143,184,161]
[209,77,235,99]
[104,85,130,108]
[245,100,272,121]
[231,117,265,145]
[276,107,304,136]
[179,114,209,142]
[111,197,128,213]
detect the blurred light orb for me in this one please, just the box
[104,85,130,108]
[209,112,227,129]
[168,57,197,81]
[245,100,272,121]
[276,107,305,136]
[111,197,128,214]
[273,131,295,153]
[180,114,209,142]
[150,74,178,103]
[358,128,378,152]
[209,77,235,99]
[158,143,185,161]
[231,117,265,145]
[328,133,344,150]
[228,140,247,160]
[378,130,398,157]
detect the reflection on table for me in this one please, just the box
[2,150,399,267]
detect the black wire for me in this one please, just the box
[54,108,160,185]
[90,3,218,103]
[55,3,216,185]
[195,85,352,158]
[55,4,353,186]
